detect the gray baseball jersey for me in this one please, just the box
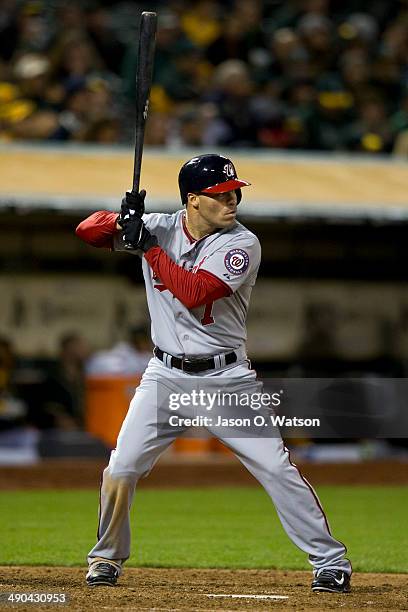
[114,210,261,357]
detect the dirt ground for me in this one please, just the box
[0,567,407,611]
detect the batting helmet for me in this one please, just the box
[178,154,250,205]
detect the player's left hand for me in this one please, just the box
[118,189,146,228]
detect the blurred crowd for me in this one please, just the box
[0,0,408,152]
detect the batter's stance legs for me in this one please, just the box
[217,435,351,575]
[87,359,351,586]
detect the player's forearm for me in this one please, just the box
[75,211,120,248]
[144,246,231,309]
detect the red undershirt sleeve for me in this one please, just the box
[144,246,232,309]
[75,211,119,248]
[76,215,230,309]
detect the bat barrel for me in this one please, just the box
[132,11,157,196]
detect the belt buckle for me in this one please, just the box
[181,357,194,372]
[182,357,205,373]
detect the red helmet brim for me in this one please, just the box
[201,179,251,194]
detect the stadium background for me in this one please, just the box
[0,1,407,610]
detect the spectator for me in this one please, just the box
[38,332,90,430]
[80,117,121,144]
[206,14,255,67]
[207,0,266,70]
[85,4,126,76]
[87,326,152,377]
[159,43,208,103]
[344,96,393,153]
[205,59,258,146]
[181,0,221,48]
[268,28,306,79]
[52,2,86,44]
[169,101,219,146]
[390,90,408,137]
[0,336,27,431]
[266,74,323,150]
[144,111,173,146]
[0,0,19,64]
[51,35,105,86]
[297,14,336,75]
[339,49,374,105]
[295,303,339,377]
[2,52,60,140]
[12,0,52,57]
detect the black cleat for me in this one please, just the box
[312,569,351,593]
[86,561,120,587]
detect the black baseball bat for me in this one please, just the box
[124,11,157,249]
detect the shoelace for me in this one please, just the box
[318,569,342,580]
[95,563,118,574]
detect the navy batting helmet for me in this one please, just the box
[178,154,250,205]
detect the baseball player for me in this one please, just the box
[76,154,352,593]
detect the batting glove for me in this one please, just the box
[122,214,143,247]
[118,189,146,227]
[137,224,158,253]
[123,217,158,252]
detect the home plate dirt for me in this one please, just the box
[0,567,407,611]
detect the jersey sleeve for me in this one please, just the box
[200,234,261,292]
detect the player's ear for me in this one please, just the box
[187,193,200,210]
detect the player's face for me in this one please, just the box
[195,190,238,229]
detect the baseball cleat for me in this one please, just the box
[86,561,120,587]
[312,569,351,593]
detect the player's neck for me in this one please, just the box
[184,211,215,240]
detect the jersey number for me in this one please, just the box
[154,283,215,325]
[154,283,167,292]
[201,302,215,325]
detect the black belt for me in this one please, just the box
[154,347,237,373]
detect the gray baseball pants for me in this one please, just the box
[88,357,351,575]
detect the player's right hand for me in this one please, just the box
[118,189,146,227]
